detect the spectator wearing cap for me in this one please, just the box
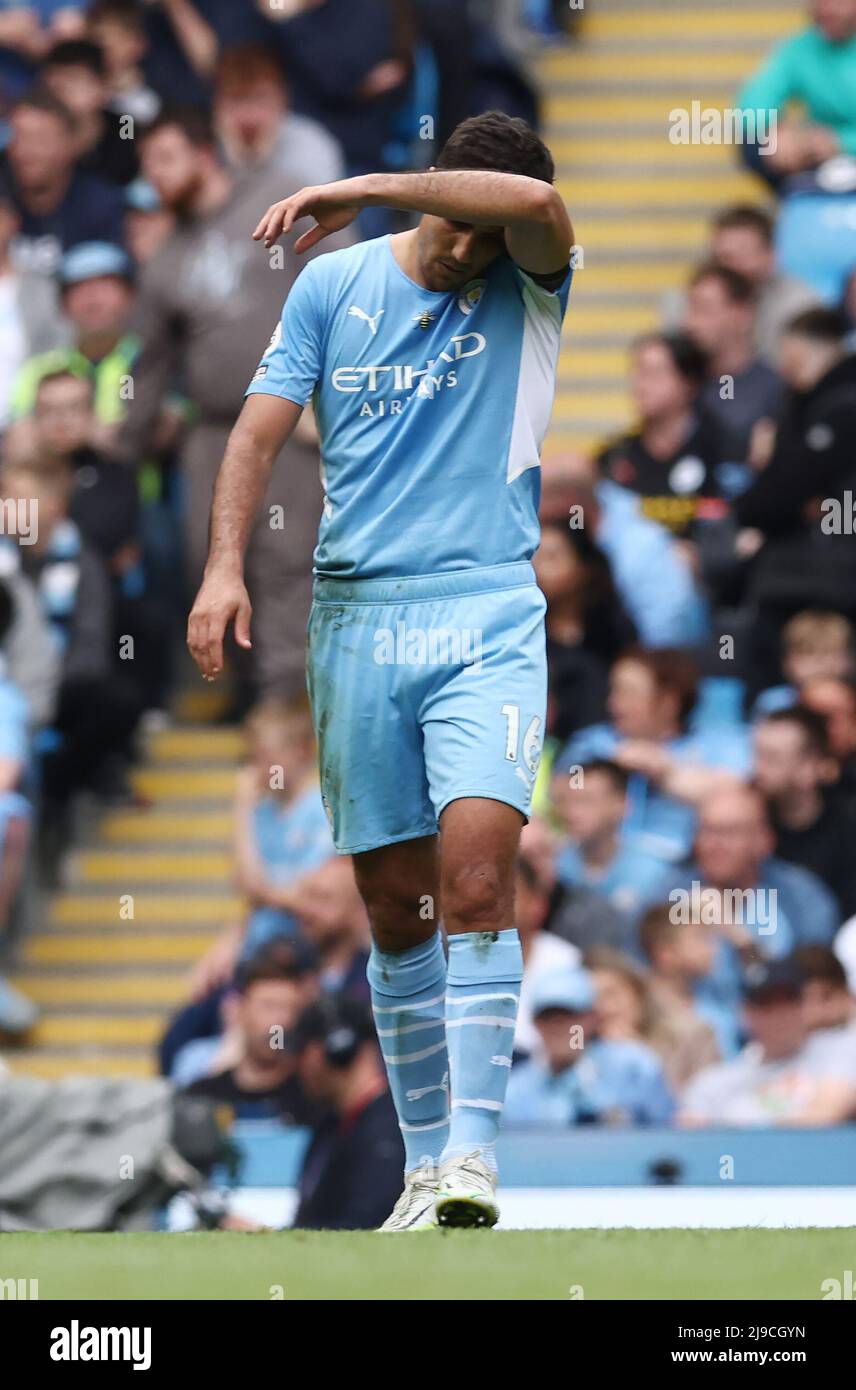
[679,957,856,1126]
[734,309,856,694]
[682,264,784,459]
[292,995,404,1231]
[504,967,674,1127]
[0,89,125,279]
[9,241,138,435]
[550,759,673,949]
[662,206,819,365]
[737,0,856,187]
[558,648,751,864]
[41,38,140,186]
[214,43,345,190]
[514,853,581,1057]
[183,947,321,1122]
[754,707,856,919]
[86,0,161,129]
[0,185,67,430]
[597,332,732,541]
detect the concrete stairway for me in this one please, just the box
[7,695,244,1080]
[543,0,804,459]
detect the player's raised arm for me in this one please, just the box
[254,168,573,275]
[187,393,303,681]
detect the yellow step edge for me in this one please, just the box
[574,11,803,40]
[546,94,737,121]
[33,1016,163,1046]
[149,729,246,761]
[76,852,233,882]
[133,769,237,798]
[553,138,734,165]
[5,1055,157,1080]
[543,51,758,77]
[101,812,235,843]
[563,306,658,333]
[558,175,759,204]
[13,975,188,1006]
[51,894,242,925]
[569,265,688,290]
[175,688,231,721]
[26,935,221,964]
[560,347,629,375]
[552,395,631,424]
[572,223,710,250]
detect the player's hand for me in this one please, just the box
[252,184,361,253]
[187,569,252,681]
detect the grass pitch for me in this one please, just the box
[3,1228,853,1300]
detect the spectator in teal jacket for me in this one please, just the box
[738,0,856,182]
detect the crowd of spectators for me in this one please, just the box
[0,0,855,1229]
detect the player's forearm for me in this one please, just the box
[355,169,565,229]
[205,422,277,576]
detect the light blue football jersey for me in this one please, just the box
[246,234,572,579]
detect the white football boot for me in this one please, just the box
[435,1151,499,1229]
[377,1171,439,1232]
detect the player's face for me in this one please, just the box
[417,214,506,291]
[813,0,856,41]
[141,127,208,213]
[629,342,694,420]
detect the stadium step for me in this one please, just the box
[543,0,805,454]
[4,717,246,1080]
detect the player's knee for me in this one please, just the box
[442,861,510,935]
[355,879,424,950]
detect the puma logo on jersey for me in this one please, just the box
[348,305,385,336]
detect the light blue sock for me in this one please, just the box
[442,929,523,1172]
[367,932,450,1174]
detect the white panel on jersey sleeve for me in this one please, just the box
[506,275,564,484]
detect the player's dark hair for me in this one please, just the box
[44,39,108,78]
[712,203,774,244]
[633,331,709,386]
[689,262,756,305]
[579,759,630,797]
[436,111,555,185]
[12,87,77,134]
[784,305,850,344]
[140,103,216,148]
[616,646,700,727]
[760,706,831,758]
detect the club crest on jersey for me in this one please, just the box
[458,280,486,315]
[412,308,437,331]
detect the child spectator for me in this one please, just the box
[187,696,334,999]
[752,610,854,718]
[504,967,674,1127]
[638,905,728,1082]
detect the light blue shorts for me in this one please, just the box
[307,562,547,855]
